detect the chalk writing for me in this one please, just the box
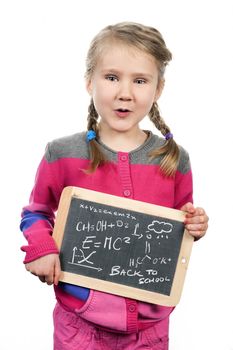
[60,198,184,296]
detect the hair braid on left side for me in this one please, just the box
[148,102,180,177]
[149,102,170,136]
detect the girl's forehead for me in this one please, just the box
[99,42,149,58]
[96,42,157,70]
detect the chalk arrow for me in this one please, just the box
[68,261,102,272]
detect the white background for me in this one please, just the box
[1,0,233,349]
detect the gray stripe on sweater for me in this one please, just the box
[45,131,191,174]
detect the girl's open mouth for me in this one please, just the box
[114,108,131,118]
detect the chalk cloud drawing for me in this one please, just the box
[147,220,173,239]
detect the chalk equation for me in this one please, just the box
[60,198,184,295]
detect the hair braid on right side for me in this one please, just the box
[149,102,180,177]
[86,99,106,173]
[87,99,99,132]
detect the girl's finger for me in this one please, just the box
[39,276,46,283]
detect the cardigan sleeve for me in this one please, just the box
[174,146,193,209]
[20,144,62,263]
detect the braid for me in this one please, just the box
[87,99,99,133]
[86,99,106,173]
[149,102,170,136]
[149,102,180,177]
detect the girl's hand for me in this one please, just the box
[25,254,61,285]
[180,202,209,240]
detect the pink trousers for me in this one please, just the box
[53,303,168,350]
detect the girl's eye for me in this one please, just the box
[135,78,146,84]
[105,75,118,82]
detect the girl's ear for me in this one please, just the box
[154,79,165,102]
[86,79,92,95]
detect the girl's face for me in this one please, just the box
[86,43,163,137]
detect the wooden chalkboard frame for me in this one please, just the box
[53,186,194,306]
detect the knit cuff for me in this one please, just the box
[21,240,59,263]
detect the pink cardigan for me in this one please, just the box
[20,131,193,334]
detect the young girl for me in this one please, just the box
[21,22,209,350]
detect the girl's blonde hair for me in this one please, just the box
[85,22,179,177]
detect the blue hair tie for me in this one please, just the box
[86,130,96,142]
[165,132,173,140]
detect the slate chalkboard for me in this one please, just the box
[53,187,194,306]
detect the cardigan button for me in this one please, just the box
[120,154,128,161]
[128,304,136,312]
[123,190,131,197]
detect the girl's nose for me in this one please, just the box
[117,81,133,101]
